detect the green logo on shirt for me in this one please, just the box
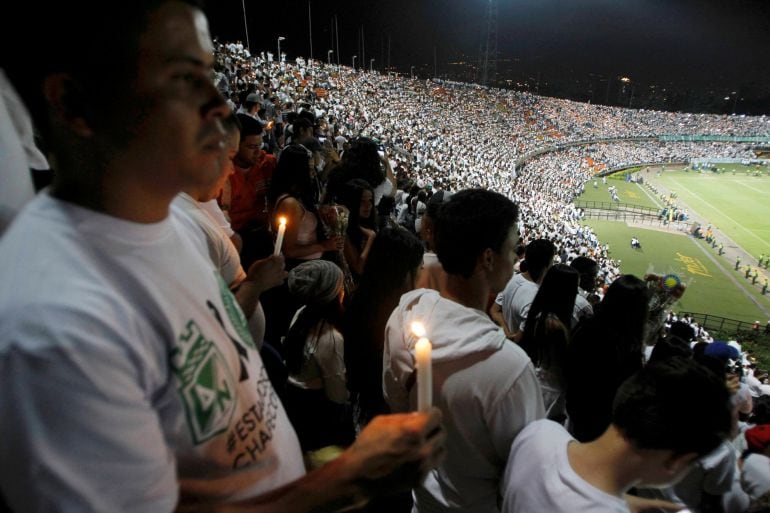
[172,319,238,444]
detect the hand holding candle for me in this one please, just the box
[274,217,287,256]
[411,321,432,411]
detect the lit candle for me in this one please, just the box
[274,217,287,256]
[411,322,432,411]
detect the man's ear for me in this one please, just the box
[42,73,94,138]
[481,247,495,272]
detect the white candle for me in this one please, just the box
[411,322,432,411]
[274,217,287,256]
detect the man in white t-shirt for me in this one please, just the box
[570,256,598,326]
[0,2,443,512]
[491,238,555,340]
[501,358,734,513]
[173,115,249,288]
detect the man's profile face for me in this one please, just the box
[202,130,239,202]
[117,2,228,196]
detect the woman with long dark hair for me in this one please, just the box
[343,227,424,430]
[262,145,344,345]
[268,145,342,263]
[519,264,579,421]
[565,274,650,440]
[337,178,378,279]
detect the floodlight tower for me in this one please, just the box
[479,0,498,87]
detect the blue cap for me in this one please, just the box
[703,341,740,361]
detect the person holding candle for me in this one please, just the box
[0,2,447,511]
[224,113,276,267]
[344,227,425,430]
[268,144,344,262]
[384,188,545,513]
[172,113,286,350]
[263,144,344,344]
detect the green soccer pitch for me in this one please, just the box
[581,220,770,324]
[577,175,661,210]
[575,165,770,325]
[655,166,770,261]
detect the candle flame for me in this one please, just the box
[411,321,426,338]
[279,217,287,227]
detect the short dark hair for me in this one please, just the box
[237,114,264,139]
[292,117,313,135]
[669,321,696,342]
[524,239,556,283]
[648,335,694,363]
[613,357,732,456]
[222,113,242,135]
[434,188,518,279]
[570,256,599,292]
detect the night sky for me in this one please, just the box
[206,0,770,110]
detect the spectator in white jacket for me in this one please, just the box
[384,188,544,513]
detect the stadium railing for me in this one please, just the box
[680,312,762,337]
[574,200,659,215]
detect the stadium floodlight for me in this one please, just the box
[277,36,286,63]
[620,77,631,83]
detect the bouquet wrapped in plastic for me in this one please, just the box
[644,270,687,345]
[318,204,355,293]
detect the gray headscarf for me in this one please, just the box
[288,260,344,305]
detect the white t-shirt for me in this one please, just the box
[286,306,348,404]
[497,273,539,333]
[373,177,394,206]
[501,420,629,513]
[385,289,545,513]
[0,193,304,513]
[173,193,246,288]
[742,453,770,501]
[200,198,235,237]
[173,194,266,350]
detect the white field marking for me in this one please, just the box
[687,237,770,318]
[635,183,664,209]
[670,178,770,250]
[732,180,767,194]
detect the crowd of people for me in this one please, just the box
[2,2,770,512]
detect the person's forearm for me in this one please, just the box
[359,237,375,269]
[234,281,264,318]
[489,305,515,339]
[212,454,367,513]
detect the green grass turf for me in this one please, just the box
[583,219,770,323]
[654,168,770,260]
[578,177,661,210]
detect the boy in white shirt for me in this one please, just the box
[502,358,734,513]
